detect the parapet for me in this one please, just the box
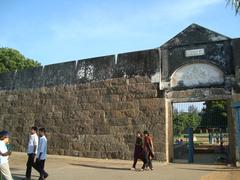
[0,49,160,90]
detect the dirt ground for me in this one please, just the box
[8,152,240,180]
[200,171,240,180]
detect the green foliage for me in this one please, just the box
[173,105,201,136]
[200,100,227,129]
[0,48,40,73]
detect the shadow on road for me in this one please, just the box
[70,163,130,171]
[12,173,39,180]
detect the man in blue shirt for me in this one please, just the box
[33,128,48,180]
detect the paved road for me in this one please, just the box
[8,152,240,180]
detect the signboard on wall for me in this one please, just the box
[185,49,205,57]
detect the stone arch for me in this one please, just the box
[170,62,224,88]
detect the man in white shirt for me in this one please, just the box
[33,128,48,180]
[24,126,38,180]
[0,130,13,180]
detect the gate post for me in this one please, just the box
[232,102,240,166]
[188,127,194,163]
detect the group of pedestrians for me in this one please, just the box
[23,126,48,180]
[1,127,155,178]
[0,127,48,180]
[131,130,154,171]
[208,131,224,145]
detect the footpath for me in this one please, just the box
[8,152,240,180]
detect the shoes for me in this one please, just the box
[44,172,49,178]
[145,167,150,171]
[130,167,136,171]
[22,178,31,180]
[131,167,153,171]
[38,173,48,180]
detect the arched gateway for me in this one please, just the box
[160,24,239,165]
[170,62,224,88]
[0,24,240,166]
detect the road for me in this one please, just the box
[8,152,240,180]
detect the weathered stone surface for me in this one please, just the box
[166,88,231,101]
[164,42,233,78]
[0,72,15,90]
[114,49,160,82]
[161,24,230,48]
[43,61,76,86]
[233,38,240,67]
[0,76,166,161]
[76,55,115,83]
[160,24,235,91]
[14,66,44,89]
[233,39,240,91]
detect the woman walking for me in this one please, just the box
[143,130,154,170]
[131,131,147,171]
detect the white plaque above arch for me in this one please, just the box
[170,63,224,88]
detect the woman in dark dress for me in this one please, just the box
[131,131,147,170]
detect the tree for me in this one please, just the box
[200,100,227,130]
[173,105,201,136]
[227,0,240,14]
[0,48,40,73]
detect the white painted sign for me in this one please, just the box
[185,48,205,57]
[170,63,224,88]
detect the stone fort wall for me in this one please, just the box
[0,49,166,160]
[1,24,239,162]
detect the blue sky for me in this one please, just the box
[0,0,239,65]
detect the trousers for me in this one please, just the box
[25,153,35,178]
[0,163,13,180]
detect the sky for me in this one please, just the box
[173,102,205,112]
[0,0,239,65]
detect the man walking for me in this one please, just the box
[0,130,13,180]
[24,126,38,180]
[34,128,48,180]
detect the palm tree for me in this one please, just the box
[227,0,240,14]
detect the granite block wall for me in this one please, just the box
[0,76,166,160]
